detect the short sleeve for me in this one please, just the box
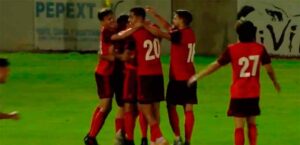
[170,28,181,44]
[217,47,231,65]
[261,47,271,65]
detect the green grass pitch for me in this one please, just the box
[0,53,299,145]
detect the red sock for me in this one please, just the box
[88,107,107,137]
[235,128,245,145]
[184,111,195,142]
[90,107,100,129]
[124,112,137,140]
[139,112,148,138]
[115,118,124,133]
[248,124,257,145]
[150,123,163,142]
[168,107,180,137]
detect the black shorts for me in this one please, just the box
[113,71,124,107]
[123,69,137,104]
[95,73,124,107]
[227,98,260,117]
[137,75,165,104]
[95,73,114,99]
[166,80,197,105]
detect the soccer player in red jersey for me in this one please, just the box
[112,14,149,145]
[84,8,124,145]
[0,58,20,120]
[129,7,169,145]
[113,7,169,145]
[145,7,196,145]
[188,20,281,145]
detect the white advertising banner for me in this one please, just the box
[238,0,300,57]
[34,0,101,51]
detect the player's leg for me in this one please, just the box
[183,104,194,145]
[138,75,168,145]
[122,69,140,145]
[115,108,124,134]
[138,110,149,145]
[114,70,125,136]
[246,116,257,145]
[85,74,114,145]
[123,103,138,145]
[114,106,125,145]
[139,104,168,145]
[233,117,246,145]
[153,102,160,123]
[85,98,113,145]
[167,104,181,143]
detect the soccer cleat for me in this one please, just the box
[141,138,148,145]
[155,139,169,145]
[84,135,99,145]
[184,142,190,145]
[114,132,125,145]
[125,140,135,145]
[173,138,183,145]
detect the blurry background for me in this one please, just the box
[1,0,298,58]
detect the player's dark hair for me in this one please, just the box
[98,8,113,21]
[175,9,193,26]
[0,58,9,67]
[130,7,146,19]
[236,21,257,42]
[117,14,129,31]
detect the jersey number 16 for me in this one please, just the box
[187,43,196,63]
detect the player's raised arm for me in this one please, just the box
[143,23,171,40]
[145,6,172,31]
[111,24,141,41]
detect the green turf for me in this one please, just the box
[0,53,299,145]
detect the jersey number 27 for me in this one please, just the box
[238,55,259,78]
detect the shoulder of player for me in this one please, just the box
[227,43,236,49]
[179,27,196,42]
[249,42,267,53]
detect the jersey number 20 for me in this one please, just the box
[144,39,161,61]
[238,55,259,78]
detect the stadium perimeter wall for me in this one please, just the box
[0,0,299,57]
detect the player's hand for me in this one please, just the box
[187,74,199,87]
[145,6,156,15]
[9,111,20,120]
[273,81,281,93]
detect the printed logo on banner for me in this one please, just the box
[238,0,300,57]
[34,0,101,51]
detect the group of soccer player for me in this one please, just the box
[84,5,281,145]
